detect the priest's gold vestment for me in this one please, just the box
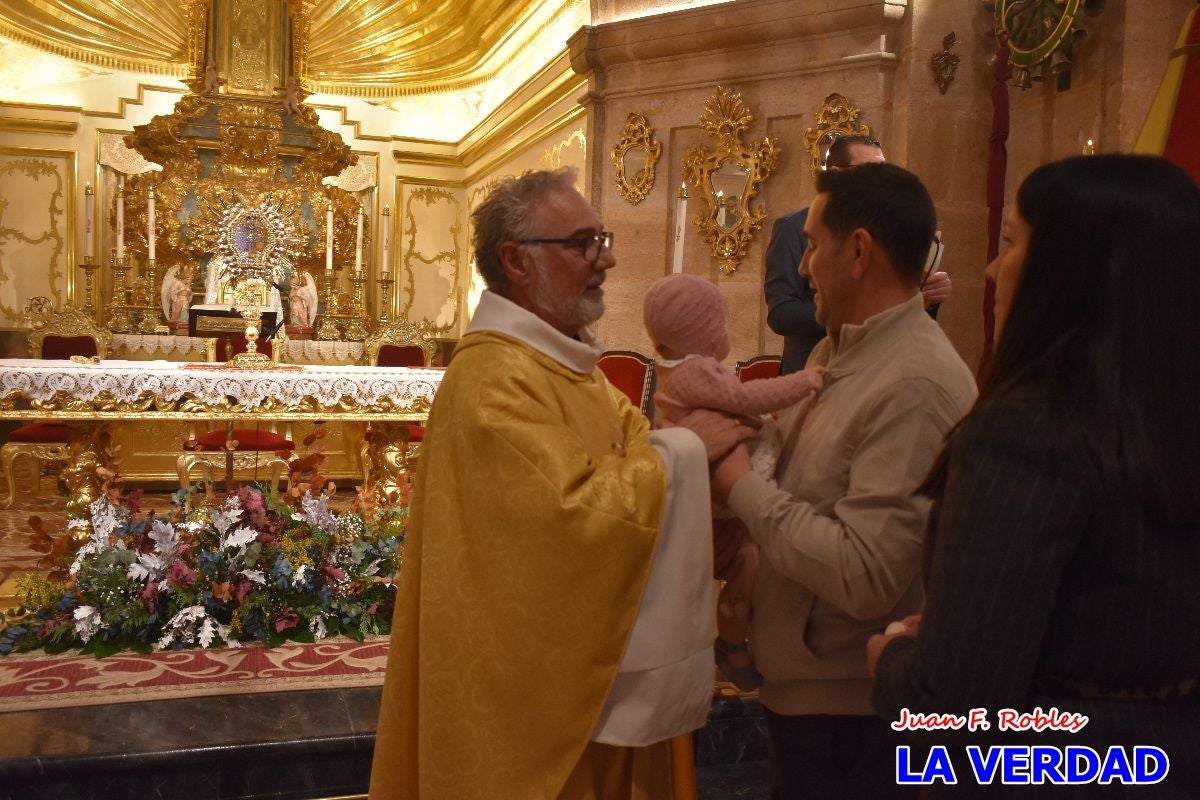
[368,314,682,799]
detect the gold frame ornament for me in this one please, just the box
[803,93,873,179]
[681,87,780,275]
[611,113,661,206]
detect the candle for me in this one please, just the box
[325,202,334,271]
[381,205,391,276]
[671,182,688,274]
[354,203,364,273]
[147,186,156,261]
[84,183,94,260]
[115,177,125,260]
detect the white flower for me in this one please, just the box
[73,606,103,643]
[310,615,327,640]
[222,525,258,551]
[157,605,241,650]
[242,569,266,585]
[292,563,311,587]
[292,493,338,536]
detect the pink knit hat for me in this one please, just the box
[643,275,730,360]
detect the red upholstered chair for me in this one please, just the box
[1,298,113,508]
[734,354,783,383]
[596,350,656,417]
[176,331,292,496]
[360,319,437,479]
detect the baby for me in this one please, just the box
[642,274,824,690]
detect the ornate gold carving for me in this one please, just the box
[611,114,660,206]
[803,93,873,179]
[402,186,462,332]
[230,0,270,93]
[931,33,961,94]
[681,87,779,275]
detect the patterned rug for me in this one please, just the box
[0,638,389,711]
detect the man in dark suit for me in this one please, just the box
[764,135,952,373]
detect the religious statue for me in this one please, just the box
[160,263,194,323]
[203,58,225,95]
[283,76,302,117]
[289,269,319,328]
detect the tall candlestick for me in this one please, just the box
[147,186,156,261]
[354,203,364,273]
[325,202,334,271]
[381,205,391,276]
[672,182,688,274]
[115,177,125,260]
[84,183,94,260]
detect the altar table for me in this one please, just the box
[0,358,443,492]
[0,358,441,422]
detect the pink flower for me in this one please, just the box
[273,610,300,633]
[168,561,197,588]
[140,582,160,608]
[233,581,253,602]
[322,565,346,583]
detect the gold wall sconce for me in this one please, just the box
[931,32,960,94]
[611,113,661,206]
[993,0,1105,92]
[681,86,780,275]
[802,93,873,179]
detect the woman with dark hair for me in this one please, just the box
[867,154,1200,796]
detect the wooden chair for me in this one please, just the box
[360,319,437,481]
[734,354,782,383]
[597,350,657,418]
[1,298,113,508]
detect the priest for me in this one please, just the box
[368,168,755,800]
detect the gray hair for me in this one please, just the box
[471,167,578,293]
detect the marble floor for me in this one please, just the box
[0,686,768,799]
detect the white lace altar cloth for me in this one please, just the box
[0,359,442,413]
[111,334,213,362]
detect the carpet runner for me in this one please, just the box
[0,637,388,711]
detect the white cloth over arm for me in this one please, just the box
[591,426,716,746]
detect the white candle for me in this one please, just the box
[115,177,125,260]
[381,205,391,276]
[354,204,364,273]
[147,186,156,261]
[325,202,334,271]
[84,183,94,260]
[672,183,688,274]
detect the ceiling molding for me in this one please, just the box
[0,116,77,136]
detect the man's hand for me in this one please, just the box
[866,614,922,676]
[921,270,952,307]
[669,409,758,462]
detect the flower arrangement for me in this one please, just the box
[1,474,406,658]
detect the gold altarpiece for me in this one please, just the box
[98,0,381,483]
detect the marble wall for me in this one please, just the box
[569,0,1195,372]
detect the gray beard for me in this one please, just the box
[529,257,603,333]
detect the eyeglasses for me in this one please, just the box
[516,231,615,263]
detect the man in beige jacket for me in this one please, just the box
[690,163,977,798]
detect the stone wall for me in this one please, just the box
[569,0,1195,372]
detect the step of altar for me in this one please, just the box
[0,686,768,799]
